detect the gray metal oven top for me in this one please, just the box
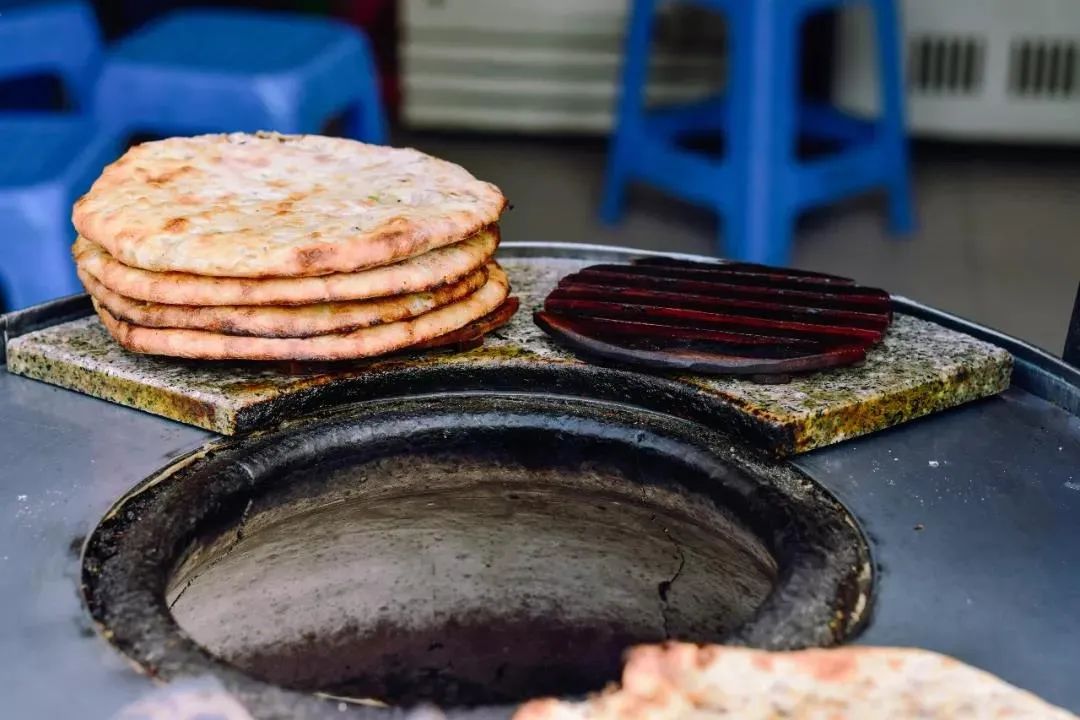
[1,243,1078,719]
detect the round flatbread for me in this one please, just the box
[79,264,488,338]
[72,228,498,306]
[94,263,511,361]
[515,643,1076,720]
[73,132,507,277]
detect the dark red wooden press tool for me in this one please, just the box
[534,257,892,378]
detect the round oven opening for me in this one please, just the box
[168,446,776,706]
[82,395,872,714]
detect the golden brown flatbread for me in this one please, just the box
[515,643,1076,720]
[94,263,510,360]
[79,264,488,338]
[72,228,498,306]
[410,296,520,352]
[73,132,507,277]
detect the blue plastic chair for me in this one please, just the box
[0,1,116,310]
[93,9,388,143]
[602,0,914,266]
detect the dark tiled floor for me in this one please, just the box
[402,131,1080,356]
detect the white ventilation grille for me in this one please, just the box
[834,0,1080,143]
[1009,39,1078,98]
[908,35,984,95]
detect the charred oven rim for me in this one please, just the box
[80,393,873,720]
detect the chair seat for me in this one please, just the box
[95,9,387,141]
[110,10,361,75]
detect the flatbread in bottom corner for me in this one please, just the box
[513,643,1077,720]
[94,263,511,361]
[79,264,489,338]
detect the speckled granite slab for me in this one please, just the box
[5,257,1012,455]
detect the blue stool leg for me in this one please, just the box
[344,37,388,144]
[872,0,915,234]
[59,63,100,113]
[263,108,312,135]
[9,257,81,309]
[724,0,798,265]
[2,193,81,310]
[601,0,657,224]
[344,90,388,144]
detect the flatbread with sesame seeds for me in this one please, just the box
[73,132,507,278]
[93,263,510,360]
[72,228,498,306]
[79,264,488,338]
[514,643,1077,720]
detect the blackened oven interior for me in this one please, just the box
[83,395,872,714]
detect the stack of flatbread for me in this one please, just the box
[515,643,1077,720]
[71,132,515,361]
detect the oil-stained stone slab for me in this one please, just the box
[5,257,1011,454]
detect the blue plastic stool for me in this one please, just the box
[0,115,117,309]
[0,2,116,310]
[0,1,102,110]
[602,0,914,265]
[93,9,388,142]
